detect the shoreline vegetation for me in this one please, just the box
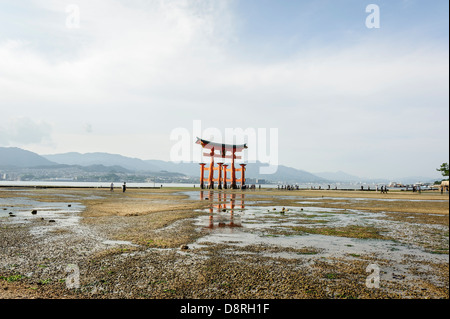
[0,187,448,299]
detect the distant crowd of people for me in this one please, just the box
[378,185,389,193]
[105,182,435,194]
[277,185,300,190]
[411,185,421,193]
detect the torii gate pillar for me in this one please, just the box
[222,164,228,189]
[240,164,246,188]
[200,163,206,189]
[208,148,214,189]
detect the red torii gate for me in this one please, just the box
[196,137,248,189]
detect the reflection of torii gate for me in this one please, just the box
[200,191,246,212]
[196,137,248,189]
[200,191,245,229]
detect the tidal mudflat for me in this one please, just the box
[0,187,448,299]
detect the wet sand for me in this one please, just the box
[0,187,448,299]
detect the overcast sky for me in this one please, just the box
[0,0,448,179]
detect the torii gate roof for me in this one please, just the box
[196,137,248,152]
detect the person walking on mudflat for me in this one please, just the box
[122,182,126,193]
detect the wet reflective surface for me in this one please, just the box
[0,188,447,298]
[0,196,84,236]
[189,191,449,268]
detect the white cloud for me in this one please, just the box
[0,0,447,178]
[0,0,235,113]
[0,117,53,146]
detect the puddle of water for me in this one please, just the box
[0,197,84,236]
[187,191,448,268]
[181,190,448,203]
[192,210,448,267]
[296,201,320,204]
[199,205,376,230]
[301,196,448,203]
[83,195,104,200]
[191,228,418,260]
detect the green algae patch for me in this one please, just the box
[291,225,386,239]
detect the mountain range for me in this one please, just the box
[0,147,438,184]
[313,171,362,182]
[0,147,325,183]
[42,151,326,183]
[0,147,55,167]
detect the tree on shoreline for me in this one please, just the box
[436,163,449,180]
